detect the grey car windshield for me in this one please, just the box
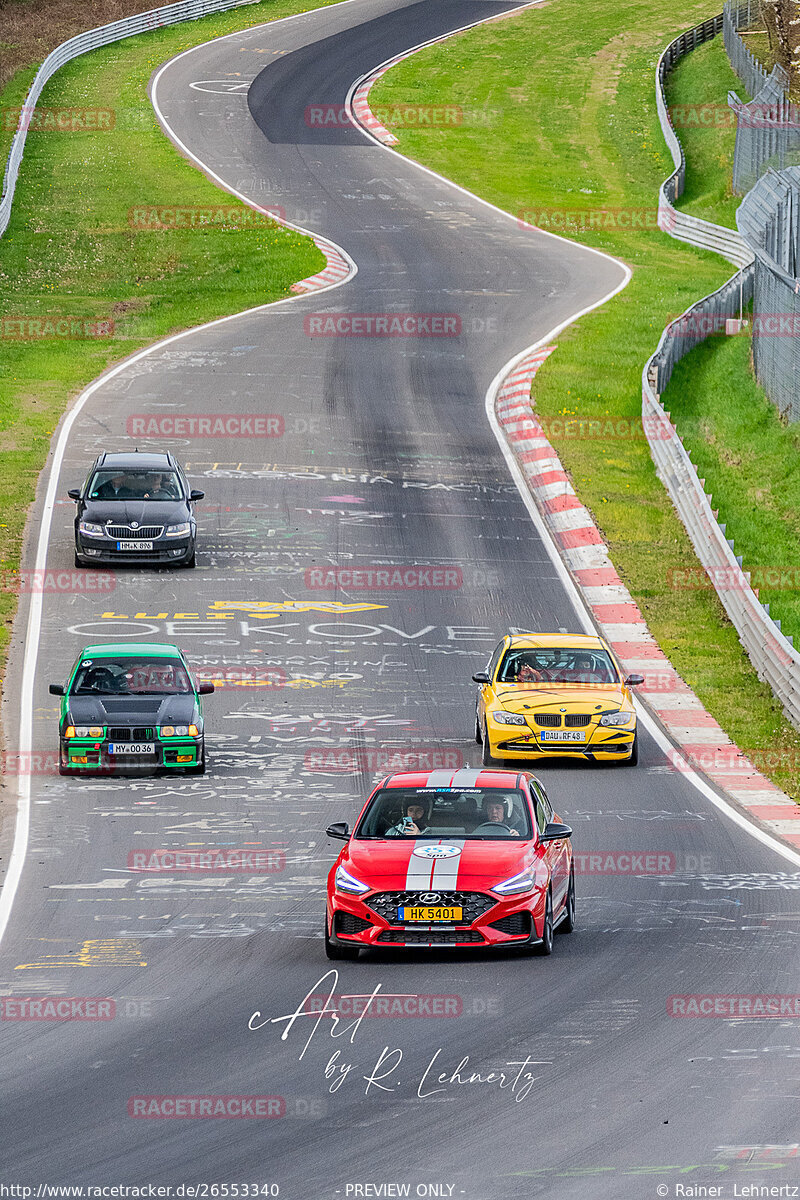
[355,787,532,839]
[87,470,182,500]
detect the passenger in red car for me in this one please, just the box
[385,801,432,836]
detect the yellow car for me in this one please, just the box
[473,633,643,766]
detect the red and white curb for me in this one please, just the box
[496,347,800,848]
[351,66,399,146]
[346,3,543,150]
[290,233,352,294]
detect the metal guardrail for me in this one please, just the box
[656,14,754,268]
[642,371,800,727]
[649,265,754,396]
[0,0,261,238]
[644,19,800,730]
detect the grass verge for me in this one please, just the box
[369,4,800,794]
[661,332,800,639]
[0,0,347,666]
[661,42,800,654]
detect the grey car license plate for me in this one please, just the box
[107,743,155,755]
[117,540,154,551]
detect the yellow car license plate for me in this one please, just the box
[399,906,463,922]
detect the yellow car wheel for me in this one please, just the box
[481,721,494,766]
[627,731,639,766]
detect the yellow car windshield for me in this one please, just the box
[497,649,618,684]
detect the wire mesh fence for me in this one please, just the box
[728,65,800,192]
[723,0,769,96]
[725,1,800,192]
[737,164,800,419]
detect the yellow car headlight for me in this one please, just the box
[599,711,635,727]
[493,711,527,726]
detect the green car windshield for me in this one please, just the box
[71,657,192,696]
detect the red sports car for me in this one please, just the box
[324,768,574,958]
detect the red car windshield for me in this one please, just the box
[355,787,532,839]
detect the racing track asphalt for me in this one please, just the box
[1,1,799,1195]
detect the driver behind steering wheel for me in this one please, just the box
[481,797,521,837]
[83,666,118,693]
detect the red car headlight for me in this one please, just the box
[334,865,370,895]
[491,869,537,896]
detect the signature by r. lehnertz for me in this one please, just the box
[248,969,547,1102]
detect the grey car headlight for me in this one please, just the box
[79,521,105,537]
[165,522,191,537]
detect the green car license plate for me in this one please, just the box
[107,743,155,755]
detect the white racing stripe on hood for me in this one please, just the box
[404,840,466,891]
[405,849,437,891]
[432,839,465,890]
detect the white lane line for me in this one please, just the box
[487,341,800,869]
[343,5,800,870]
[0,0,378,950]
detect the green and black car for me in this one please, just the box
[50,643,214,776]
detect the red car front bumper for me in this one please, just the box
[327,886,548,950]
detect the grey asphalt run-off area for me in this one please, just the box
[1,0,799,1195]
